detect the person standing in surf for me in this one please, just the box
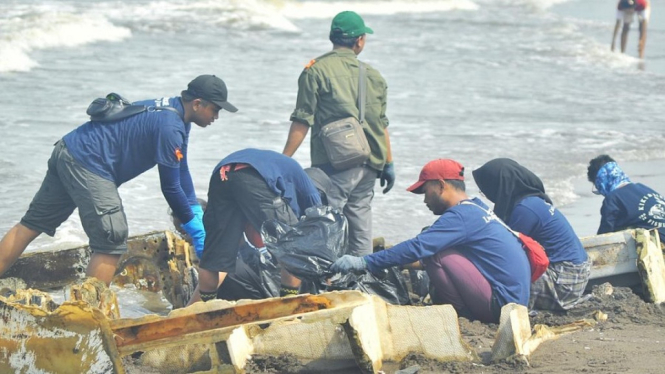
[612,0,650,58]
[0,75,237,286]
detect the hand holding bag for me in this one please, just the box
[319,62,371,170]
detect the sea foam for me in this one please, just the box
[0,11,130,73]
[280,0,479,19]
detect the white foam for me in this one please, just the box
[88,0,301,33]
[479,0,572,11]
[279,0,479,19]
[0,11,131,73]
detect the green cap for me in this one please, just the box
[330,11,374,38]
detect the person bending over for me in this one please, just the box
[0,75,237,285]
[587,155,665,241]
[187,149,330,304]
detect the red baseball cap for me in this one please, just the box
[406,159,465,194]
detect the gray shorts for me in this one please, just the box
[20,140,128,254]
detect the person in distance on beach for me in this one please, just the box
[473,158,590,312]
[587,155,665,242]
[0,75,237,285]
[611,0,650,58]
[330,159,530,324]
[282,10,395,259]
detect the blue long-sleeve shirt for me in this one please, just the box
[365,198,530,308]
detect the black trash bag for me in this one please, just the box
[356,267,411,305]
[321,267,410,305]
[216,242,281,301]
[408,269,431,300]
[262,206,348,282]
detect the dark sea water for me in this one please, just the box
[1,0,664,253]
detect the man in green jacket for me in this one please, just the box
[282,10,394,257]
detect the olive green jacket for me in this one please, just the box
[290,48,389,171]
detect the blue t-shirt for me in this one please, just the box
[509,196,587,264]
[364,197,530,308]
[599,183,665,239]
[63,97,189,185]
[216,149,321,217]
[63,97,198,224]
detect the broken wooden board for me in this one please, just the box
[491,303,595,363]
[0,230,195,309]
[635,229,665,303]
[0,298,123,374]
[110,291,473,373]
[582,229,641,290]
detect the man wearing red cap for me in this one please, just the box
[330,159,531,323]
[283,11,394,258]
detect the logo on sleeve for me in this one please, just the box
[174,148,183,162]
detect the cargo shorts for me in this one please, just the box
[20,140,128,254]
[200,166,298,273]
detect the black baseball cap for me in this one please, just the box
[185,75,238,113]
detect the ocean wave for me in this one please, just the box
[279,0,479,19]
[475,0,572,10]
[0,10,131,73]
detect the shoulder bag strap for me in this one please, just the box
[357,62,367,124]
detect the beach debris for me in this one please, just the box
[70,277,120,319]
[593,310,608,322]
[2,288,58,312]
[491,303,594,364]
[596,282,614,296]
[0,230,196,309]
[635,229,665,304]
[0,291,476,373]
[582,230,640,291]
[117,292,475,373]
[0,297,122,374]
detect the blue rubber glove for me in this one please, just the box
[379,162,395,194]
[182,216,206,259]
[330,255,367,274]
[191,204,204,223]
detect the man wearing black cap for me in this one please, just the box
[282,11,395,258]
[0,75,237,286]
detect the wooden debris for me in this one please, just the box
[70,277,120,319]
[0,297,123,374]
[635,229,665,303]
[492,303,595,363]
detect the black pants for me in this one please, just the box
[200,166,297,273]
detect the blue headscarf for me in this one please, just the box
[594,162,631,196]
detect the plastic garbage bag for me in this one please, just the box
[262,206,348,281]
[357,267,411,305]
[215,242,281,301]
[262,205,411,305]
[408,269,430,301]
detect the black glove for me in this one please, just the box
[379,162,395,194]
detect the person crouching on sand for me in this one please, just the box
[473,158,590,312]
[330,159,530,324]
